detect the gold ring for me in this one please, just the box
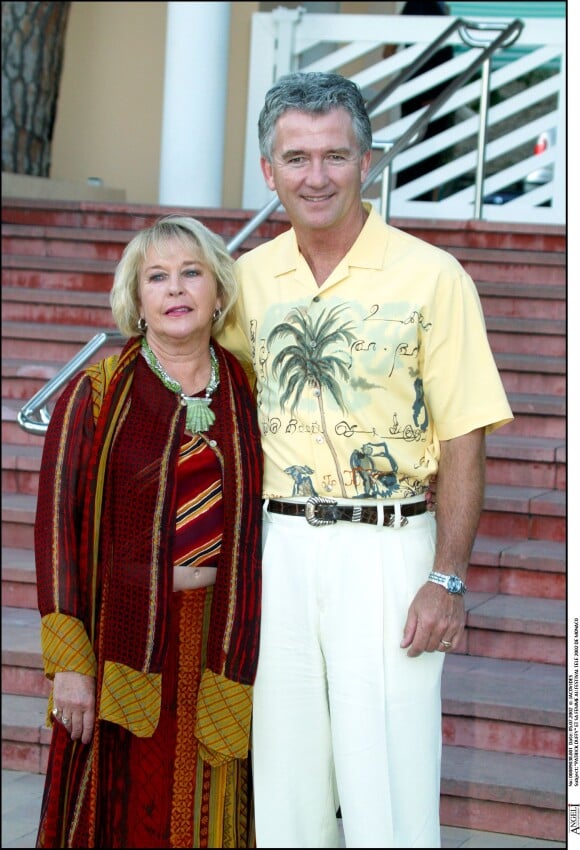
[440,640,452,648]
[52,707,60,717]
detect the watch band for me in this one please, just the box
[428,571,467,594]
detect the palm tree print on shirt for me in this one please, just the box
[267,304,357,497]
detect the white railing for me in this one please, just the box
[242,8,565,225]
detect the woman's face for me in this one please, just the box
[138,235,221,349]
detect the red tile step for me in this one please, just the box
[2,607,49,699]
[478,281,566,322]
[485,433,565,490]
[2,254,115,292]
[461,592,565,666]
[2,201,565,299]
[500,393,565,440]
[1,693,51,774]
[468,536,565,600]
[2,493,37,550]
[0,220,271,264]
[2,361,70,404]
[1,223,135,261]
[390,218,566,255]
[2,443,43,496]
[2,549,38,609]
[478,484,565,542]
[1,287,114,329]
[2,321,123,364]
[440,745,565,842]
[486,316,565,359]
[441,653,564,758]
[494,352,565,398]
[447,246,565,287]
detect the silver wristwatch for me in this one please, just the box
[428,571,467,595]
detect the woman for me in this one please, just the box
[34,216,263,848]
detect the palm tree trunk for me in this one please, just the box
[316,393,347,498]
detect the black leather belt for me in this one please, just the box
[266,496,427,527]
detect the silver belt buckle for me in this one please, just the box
[305,496,338,527]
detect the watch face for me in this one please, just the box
[448,576,463,593]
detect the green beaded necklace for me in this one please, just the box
[141,337,219,433]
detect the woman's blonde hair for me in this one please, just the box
[110,215,238,337]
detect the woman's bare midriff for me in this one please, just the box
[173,565,217,591]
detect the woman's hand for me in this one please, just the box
[52,671,96,744]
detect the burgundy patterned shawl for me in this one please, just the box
[36,336,263,711]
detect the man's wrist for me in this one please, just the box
[427,571,467,595]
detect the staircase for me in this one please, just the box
[1,198,567,841]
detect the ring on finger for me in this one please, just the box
[52,707,61,718]
[62,716,71,725]
[440,639,452,648]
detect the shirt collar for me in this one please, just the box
[271,202,387,280]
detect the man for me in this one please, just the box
[218,71,513,848]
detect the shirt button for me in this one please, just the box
[315,435,324,444]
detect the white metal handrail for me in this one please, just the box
[364,18,524,219]
[16,331,125,435]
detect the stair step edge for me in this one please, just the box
[442,654,564,727]
[441,745,565,809]
[2,287,111,306]
[465,592,566,637]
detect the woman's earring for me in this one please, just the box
[212,307,222,322]
[138,317,148,333]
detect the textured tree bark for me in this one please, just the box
[2,1,71,175]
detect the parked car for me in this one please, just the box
[523,128,556,190]
[484,128,556,204]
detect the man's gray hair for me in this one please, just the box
[258,71,372,161]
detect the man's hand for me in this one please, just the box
[400,581,465,656]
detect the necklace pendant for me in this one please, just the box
[184,397,215,433]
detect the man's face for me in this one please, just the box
[260,107,371,234]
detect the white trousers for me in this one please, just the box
[252,504,444,849]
